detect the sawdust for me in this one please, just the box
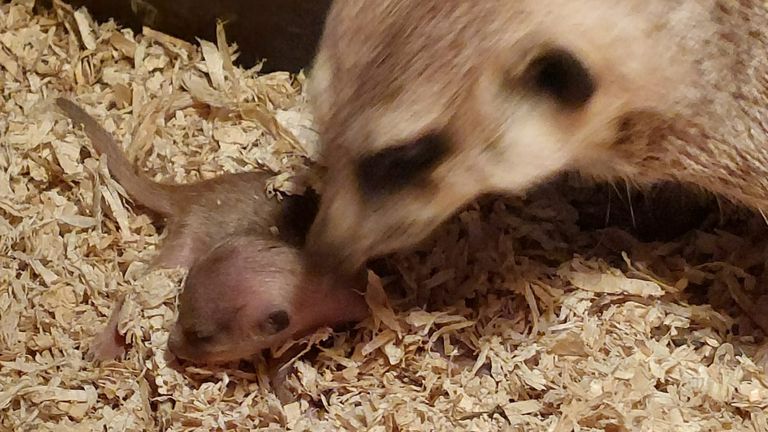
[1,1,767,431]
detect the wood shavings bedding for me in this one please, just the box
[1,1,767,431]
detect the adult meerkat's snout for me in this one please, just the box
[305,0,764,271]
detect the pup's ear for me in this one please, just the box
[151,234,203,270]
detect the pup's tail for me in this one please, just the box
[55,97,175,216]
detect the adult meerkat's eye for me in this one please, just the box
[526,47,596,109]
[356,132,449,198]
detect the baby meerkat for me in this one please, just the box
[303,0,768,272]
[55,98,368,364]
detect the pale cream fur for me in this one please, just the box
[305,0,768,271]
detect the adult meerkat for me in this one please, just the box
[304,0,768,272]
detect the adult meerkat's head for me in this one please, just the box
[305,0,704,272]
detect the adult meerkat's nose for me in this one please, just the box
[303,190,378,276]
[304,216,367,276]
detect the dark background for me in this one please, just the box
[43,0,332,73]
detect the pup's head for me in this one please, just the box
[168,236,368,364]
[305,0,704,272]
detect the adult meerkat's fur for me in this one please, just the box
[304,0,768,272]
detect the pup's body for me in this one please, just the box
[55,97,368,364]
[304,0,768,272]
[56,98,280,270]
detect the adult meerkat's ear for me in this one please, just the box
[502,44,597,110]
[306,51,334,124]
[525,47,596,108]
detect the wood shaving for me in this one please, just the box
[1,1,767,431]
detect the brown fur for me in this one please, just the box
[55,98,368,363]
[304,0,768,272]
[55,97,278,270]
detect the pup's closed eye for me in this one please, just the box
[356,132,449,198]
[184,329,216,345]
[261,309,291,334]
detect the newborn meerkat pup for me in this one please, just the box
[304,0,768,272]
[55,97,368,363]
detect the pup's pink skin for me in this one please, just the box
[168,236,369,363]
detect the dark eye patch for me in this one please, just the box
[262,309,291,334]
[356,132,449,198]
[526,47,596,109]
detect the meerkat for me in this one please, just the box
[302,0,768,272]
[55,98,368,363]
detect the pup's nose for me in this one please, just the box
[167,326,186,359]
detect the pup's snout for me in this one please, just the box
[167,325,191,360]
